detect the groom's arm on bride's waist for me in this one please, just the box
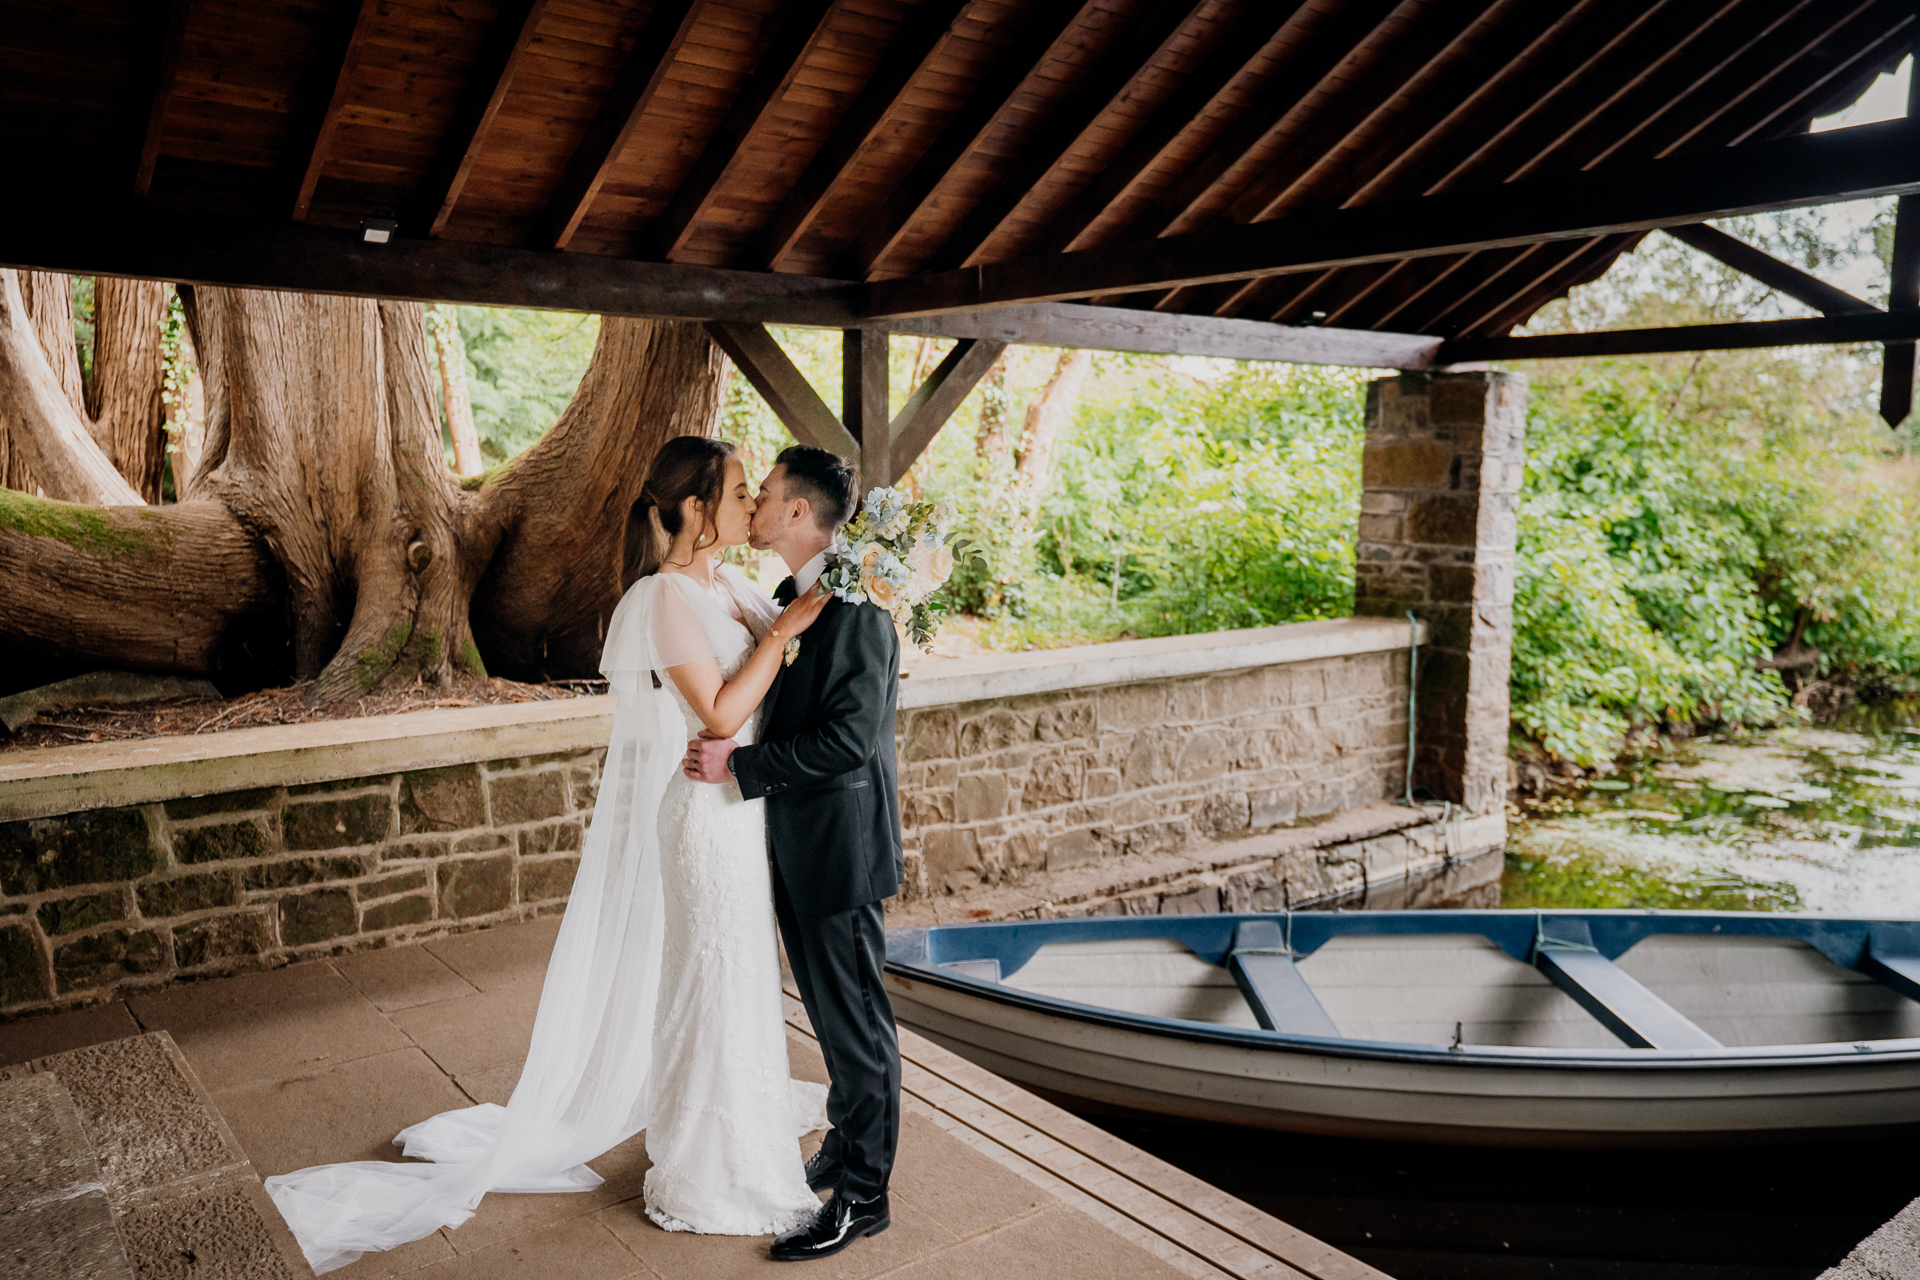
[728,603,896,799]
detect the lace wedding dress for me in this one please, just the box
[265,565,824,1273]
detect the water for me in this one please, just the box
[1506,705,1920,918]
[1097,703,1920,1278]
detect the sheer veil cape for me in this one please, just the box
[265,566,781,1274]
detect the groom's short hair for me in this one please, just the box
[775,446,856,532]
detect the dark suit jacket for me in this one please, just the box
[728,580,903,917]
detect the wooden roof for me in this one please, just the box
[1,0,1912,354]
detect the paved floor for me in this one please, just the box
[0,917,1380,1280]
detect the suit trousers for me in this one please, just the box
[772,863,900,1201]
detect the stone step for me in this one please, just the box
[0,1071,132,1280]
[2,1032,308,1279]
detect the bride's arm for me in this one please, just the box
[663,586,827,738]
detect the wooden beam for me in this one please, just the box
[887,338,1006,484]
[1665,223,1877,316]
[289,0,381,222]
[1226,921,1341,1038]
[862,119,1920,319]
[844,328,891,484]
[649,0,839,262]
[0,198,862,326]
[133,0,193,197]
[841,0,1092,280]
[755,0,968,270]
[922,1,1199,273]
[1458,234,1642,338]
[534,0,704,252]
[879,302,1441,369]
[1881,59,1920,430]
[409,0,552,239]
[1533,921,1721,1051]
[704,323,860,458]
[1437,309,1920,364]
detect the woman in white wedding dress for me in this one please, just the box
[265,437,830,1273]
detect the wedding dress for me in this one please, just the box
[265,564,825,1274]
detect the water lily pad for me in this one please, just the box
[1706,781,1749,793]
[1745,796,1790,809]
[1589,780,1630,791]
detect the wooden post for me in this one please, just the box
[844,328,890,489]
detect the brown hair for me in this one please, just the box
[623,436,737,586]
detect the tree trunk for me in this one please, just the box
[1014,348,1091,521]
[0,270,143,506]
[975,357,1012,466]
[84,278,170,501]
[0,278,726,700]
[428,305,485,477]
[165,315,206,501]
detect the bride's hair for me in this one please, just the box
[624,436,738,586]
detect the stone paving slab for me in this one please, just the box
[0,1072,132,1280]
[1,917,1377,1280]
[1819,1196,1920,1280]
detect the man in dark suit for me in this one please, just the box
[682,445,902,1262]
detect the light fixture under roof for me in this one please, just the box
[361,212,399,245]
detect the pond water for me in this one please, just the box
[1505,703,1920,917]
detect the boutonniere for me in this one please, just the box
[783,637,801,667]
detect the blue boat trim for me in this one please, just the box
[883,909,1920,1072]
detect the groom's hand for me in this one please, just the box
[684,730,739,783]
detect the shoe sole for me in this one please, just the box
[770,1216,889,1262]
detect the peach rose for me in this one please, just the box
[927,544,953,584]
[862,571,898,610]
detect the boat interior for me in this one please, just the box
[898,912,1920,1052]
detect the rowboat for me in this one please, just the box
[882,910,1920,1146]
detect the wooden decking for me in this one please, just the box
[0,914,1381,1280]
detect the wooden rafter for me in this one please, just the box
[1439,309,1920,363]
[133,0,193,197]
[862,119,1920,319]
[534,0,704,252]
[1459,234,1640,338]
[704,323,860,456]
[648,0,841,263]
[289,0,381,221]
[409,0,552,239]
[886,338,1006,484]
[1883,72,1920,428]
[753,0,969,270]
[840,0,1092,280]
[1665,223,1877,316]
[920,0,1200,273]
[1706,2,1914,148]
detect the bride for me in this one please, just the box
[266,436,832,1273]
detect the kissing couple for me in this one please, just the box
[267,441,904,1271]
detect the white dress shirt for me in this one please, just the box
[792,551,827,594]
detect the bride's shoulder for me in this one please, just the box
[716,562,780,619]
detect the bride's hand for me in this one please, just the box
[771,584,829,641]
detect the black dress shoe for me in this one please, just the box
[770,1191,890,1262]
[803,1151,843,1193]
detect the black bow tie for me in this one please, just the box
[775,577,797,605]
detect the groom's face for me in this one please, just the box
[748,465,791,551]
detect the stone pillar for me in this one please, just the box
[1352,371,1526,815]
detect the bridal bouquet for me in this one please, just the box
[819,486,967,647]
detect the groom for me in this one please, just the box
[683,445,904,1262]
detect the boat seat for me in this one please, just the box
[1865,935,1920,1003]
[1534,919,1722,1050]
[1226,921,1341,1038]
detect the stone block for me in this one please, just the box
[902,792,953,828]
[0,807,155,896]
[1203,670,1267,720]
[1170,681,1207,723]
[1194,792,1250,839]
[923,760,959,790]
[173,911,272,967]
[361,895,433,932]
[1084,768,1121,799]
[1429,375,1492,425]
[363,868,429,897]
[383,834,451,862]
[1124,728,1180,788]
[163,788,278,822]
[520,856,580,902]
[1222,870,1287,913]
[0,923,45,1005]
[452,831,513,854]
[1177,730,1232,782]
[1023,756,1082,810]
[959,711,1029,757]
[1362,438,1454,489]
[921,828,981,894]
[1045,829,1103,871]
[53,929,162,992]
[1125,820,1189,858]
[1407,495,1478,547]
[571,766,600,811]
[137,872,239,919]
[243,855,365,891]
[1249,787,1299,830]
[1098,684,1165,732]
[904,709,957,762]
[282,793,393,851]
[1159,886,1220,915]
[488,771,568,825]
[519,820,584,856]
[438,855,515,919]
[1033,702,1096,742]
[398,765,488,834]
[170,815,275,866]
[37,891,126,936]
[278,888,356,947]
[955,773,1009,823]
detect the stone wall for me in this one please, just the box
[1,748,604,1013]
[896,648,1413,902]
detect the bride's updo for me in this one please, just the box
[624,435,737,585]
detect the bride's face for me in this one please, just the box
[708,457,754,548]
